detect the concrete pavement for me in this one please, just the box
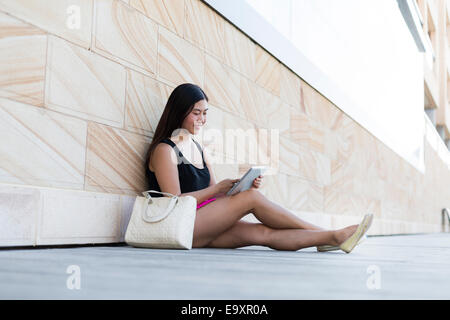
[0,233,449,299]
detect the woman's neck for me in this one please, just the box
[171,131,193,145]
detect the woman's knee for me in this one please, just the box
[237,188,264,209]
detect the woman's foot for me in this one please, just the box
[333,224,359,246]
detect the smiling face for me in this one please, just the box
[181,99,208,135]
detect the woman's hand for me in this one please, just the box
[213,178,240,197]
[251,175,263,189]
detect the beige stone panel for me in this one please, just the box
[298,145,316,182]
[224,119,258,165]
[375,141,390,181]
[330,213,369,230]
[309,120,326,154]
[85,122,152,195]
[307,181,324,213]
[330,109,357,138]
[0,184,40,246]
[381,183,400,210]
[222,112,256,163]
[265,127,281,176]
[263,173,289,204]
[357,130,378,175]
[323,128,338,161]
[301,80,340,129]
[333,112,358,142]
[398,192,410,221]
[0,13,46,107]
[355,170,383,200]
[325,158,355,213]
[258,88,290,138]
[362,197,381,219]
[362,166,381,198]
[205,152,235,174]
[254,126,273,168]
[0,10,46,38]
[184,0,224,61]
[209,162,239,183]
[37,188,122,244]
[240,77,264,125]
[212,119,271,169]
[0,98,87,189]
[346,150,365,180]
[385,153,401,186]
[322,100,342,131]
[290,106,310,149]
[380,199,403,222]
[280,67,301,108]
[0,0,93,48]
[290,97,328,158]
[237,163,254,178]
[45,36,126,127]
[324,187,354,216]
[299,147,331,185]
[302,211,335,230]
[223,21,255,80]
[329,158,354,194]
[129,0,184,37]
[335,129,358,165]
[285,175,309,212]
[158,25,204,87]
[349,193,367,216]
[93,0,158,76]
[204,53,242,117]
[125,69,173,135]
[278,136,299,177]
[329,110,346,132]
[255,45,280,96]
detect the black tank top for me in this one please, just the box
[146,137,211,197]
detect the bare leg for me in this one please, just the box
[193,188,327,248]
[206,220,358,251]
[248,189,326,231]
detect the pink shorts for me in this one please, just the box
[196,197,217,209]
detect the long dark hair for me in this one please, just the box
[145,83,209,176]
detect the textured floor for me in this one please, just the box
[0,233,449,299]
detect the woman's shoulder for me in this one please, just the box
[149,141,178,171]
[155,140,172,150]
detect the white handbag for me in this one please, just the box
[124,190,197,249]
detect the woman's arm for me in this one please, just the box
[181,185,218,202]
[152,143,218,203]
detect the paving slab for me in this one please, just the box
[0,233,449,299]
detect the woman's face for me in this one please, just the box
[181,99,208,135]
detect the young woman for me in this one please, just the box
[145,83,372,253]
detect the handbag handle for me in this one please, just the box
[141,190,179,223]
[142,190,178,199]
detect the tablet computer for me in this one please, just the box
[226,166,268,196]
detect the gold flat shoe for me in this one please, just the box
[339,213,373,254]
[316,234,367,252]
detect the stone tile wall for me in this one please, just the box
[1,0,449,246]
